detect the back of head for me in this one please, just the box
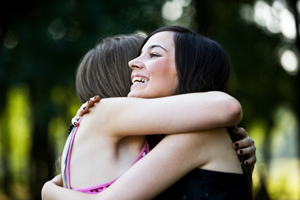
[140,26,231,94]
[76,35,144,103]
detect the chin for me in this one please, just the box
[127,91,139,98]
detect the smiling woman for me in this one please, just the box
[128,32,179,98]
[42,26,255,200]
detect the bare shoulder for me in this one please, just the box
[158,128,233,168]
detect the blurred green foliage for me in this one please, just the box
[0,0,299,199]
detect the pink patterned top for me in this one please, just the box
[63,117,150,194]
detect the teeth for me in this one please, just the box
[132,77,148,84]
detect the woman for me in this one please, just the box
[42,26,255,199]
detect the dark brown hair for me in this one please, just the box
[138,26,231,94]
[76,35,144,103]
[140,26,253,199]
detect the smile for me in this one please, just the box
[132,77,149,84]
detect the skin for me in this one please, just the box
[128,32,179,98]
[44,128,251,200]
[42,31,256,199]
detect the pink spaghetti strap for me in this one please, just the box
[64,116,150,194]
[74,140,149,194]
[66,117,83,189]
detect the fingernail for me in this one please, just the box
[239,150,243,154]
[74,122,77,125]
[245,161,248,165]
[234,128,238,132]
[234,143,239,148]
[94,95,98,99]
[83,107,86,110]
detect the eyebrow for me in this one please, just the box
[148,45,167,52]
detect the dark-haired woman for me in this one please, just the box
[42,26,255,200]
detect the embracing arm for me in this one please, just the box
[43,128,256,199]
[99,133,208,199]
[87,92,242,137]
[42,132,209,200]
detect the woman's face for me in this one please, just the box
[127,31,179,98]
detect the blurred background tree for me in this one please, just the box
[0,0,299,199]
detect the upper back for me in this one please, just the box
[61,112,146,189]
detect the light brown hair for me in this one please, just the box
[75,34,164,149]
[76,35,144,103]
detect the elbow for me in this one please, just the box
[41,182,50,200]
[209,92,243,127]
[226,97,242,126]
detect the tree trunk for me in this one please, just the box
[193,0,212,34]
[29,115,55,200]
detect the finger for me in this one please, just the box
[79,103,89,115]
[236,145,256,156]
[86,95,100,108]
[72,117,80,126]
[93,95,100,101]
[233,127,248,138]
[233,136,254,149]
[74,101,92,121]
[79,96,99,114]
[244,155,256,166]
[71,96,100,127]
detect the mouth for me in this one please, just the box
[132,76,149,84]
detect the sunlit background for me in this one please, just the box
[0,0,299,199]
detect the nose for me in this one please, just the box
[128,57,144,70]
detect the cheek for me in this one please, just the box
[150,61,174,81]
[166,61,179,90]
[150,61,179,94]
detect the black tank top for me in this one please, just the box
[154,168,247,200]
[154,127,248,200]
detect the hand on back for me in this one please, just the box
[72,95,100,126]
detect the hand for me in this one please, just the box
[72,95,100,126]
[232,127,256,173]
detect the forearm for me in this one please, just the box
[103,91,242,136]
[97,133,205,199]
[42,181,98,200]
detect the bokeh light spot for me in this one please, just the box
[280,9,297,40]
[280,49,299,75]
[240,4,254,23]
[162,1,183,21]
[174,0,191,7]
[4,31,18,49]
[48,18,66,40]
[252,1,296,39]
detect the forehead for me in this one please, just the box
[143,31,174,50]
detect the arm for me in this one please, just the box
[42,132,212,200]
[85,92,242,137]
[42,176,96,200]
[73,96,256,168]
[43,130,255,199]
[100,133,210,199]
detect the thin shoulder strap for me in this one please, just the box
[63,117,83,189]
[63,131,74,188]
